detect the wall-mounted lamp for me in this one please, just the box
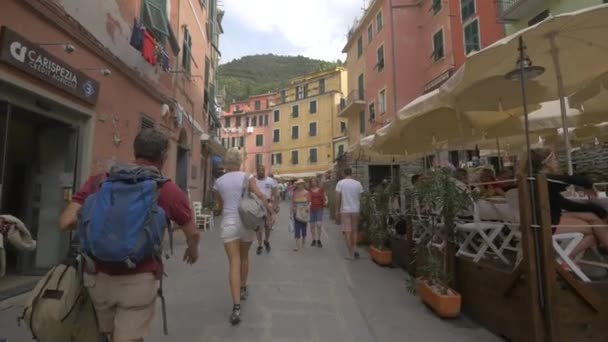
[78,67,112,76]
[37,42,75,54]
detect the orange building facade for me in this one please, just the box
[221,94,275,174]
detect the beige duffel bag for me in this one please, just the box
[19,259,100,342]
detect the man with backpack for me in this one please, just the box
[58,128,200,342]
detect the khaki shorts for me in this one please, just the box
[84,272,158,340]
[341,213,360,233]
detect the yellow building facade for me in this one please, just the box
[270,67,348,178]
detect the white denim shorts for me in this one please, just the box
[220,215,255,243]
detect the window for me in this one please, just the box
[274,109,280,122]
[340,121,347,134]
[338,144,345,157]
[378,89,386,114]
[309,148,318,163]
[256,134,263,147]
[464,19,480,55]
[199,0,206,8]
[140,114,155,130]
[304,84,309,98]
[255,154,263,166]
[376,11,383,32]
[221,138,226,147]
[432,0,441,14]
[224,117,231,128]
[239,136,244,147]
[182,28,192,74]
[368,24,374,43]
[309,100,317,114]
[369,102,376,122]
[528,10,549,27]
[432,29,444,61]
[377,45,385,71]
[254,100,261,110]
[251,116,257,127]
[231,137,235,147]
[296,86,304,100]
[246,117,250,127]
[141,0,168,41]
[461,0,475,21]
[273,129,280,142]
[292,105,299,117]
[236,116,241,127]
[272,153,283,165]
[280,90,286,102]
[357,36,363,58]
[309,122,317,136]
[266,98,270,108]
[292,126,299,139]
[264,115,269,126]
[235,105,240,112]
[204,57,210,86]
[258,115,263,126]
[319,79,326,94]
[359,110,366,134]
[291,150,299,165]
[358,74,365,100]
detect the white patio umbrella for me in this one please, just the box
[348,134,413,162]
[440,4,608,174]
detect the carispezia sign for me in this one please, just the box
[0,26,100,105]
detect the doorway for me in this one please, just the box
[176,129,189,194]
[0,102,78,276]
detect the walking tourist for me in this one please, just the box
[291,179,310,251]
[335,168,363,260]
[309,177,327,247]
[58,128,201,342]
[255,165,279,254]
[213,148,275,325]
[522,148,608,261]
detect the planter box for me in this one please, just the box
[417,279,461,318]
[369,246,392,266]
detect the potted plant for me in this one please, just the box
[406,170,471,318]
[368,181,394,266]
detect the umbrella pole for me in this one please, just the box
[496,137,502,172]
[517,36,546,310]
[549,34,574,175]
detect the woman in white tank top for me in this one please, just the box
[212,148,274,325]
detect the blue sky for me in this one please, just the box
[220,0,364,63]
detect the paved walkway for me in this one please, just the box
[0,202,500,341]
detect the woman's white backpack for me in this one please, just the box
[238,174,267,231]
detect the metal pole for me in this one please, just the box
[548,34,573,175]
[518,36,546,309]
[496,137,502,172]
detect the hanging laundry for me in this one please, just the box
[142,30,157,65]
[129,18,144,51]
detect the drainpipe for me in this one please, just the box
[389,0,421,124]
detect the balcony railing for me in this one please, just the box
[497,0,544,22]
[339,90,366,114]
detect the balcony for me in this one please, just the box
[338,90,366,118]
[497,0,545,22]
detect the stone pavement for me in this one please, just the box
[0,202,501,341]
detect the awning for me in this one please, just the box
[200,133,226,157]
[275,171,323,180]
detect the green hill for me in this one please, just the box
[218,54,338,106]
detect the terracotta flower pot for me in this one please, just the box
[416,279,461,318]
[369,245,392,266]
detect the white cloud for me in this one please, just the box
[222,0,363,61]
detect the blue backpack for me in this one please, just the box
[77,164,169,267]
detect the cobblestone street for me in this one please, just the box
[0,203,500,341]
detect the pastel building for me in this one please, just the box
[220,93,275,173]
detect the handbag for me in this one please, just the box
[294,204,310,223]
[238,174,266,231]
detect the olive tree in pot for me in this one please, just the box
[368,181,396,266]
[406,170,471,318]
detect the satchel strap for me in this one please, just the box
[241,173,249,198]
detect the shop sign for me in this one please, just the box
[0,27,100,105]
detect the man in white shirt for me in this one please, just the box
[255,165,278,254]
[335,167,363,260]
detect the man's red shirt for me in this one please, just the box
[73,163,192,276]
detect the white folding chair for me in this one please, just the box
[456,197,509,264]
[192,201,212,231]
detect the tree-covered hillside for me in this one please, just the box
[218,54,338,105]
